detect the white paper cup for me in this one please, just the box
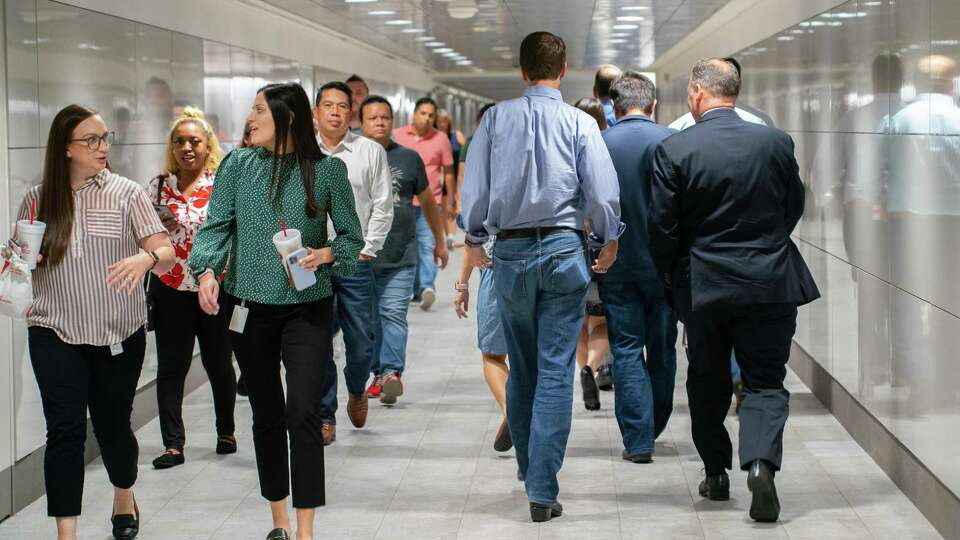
[17,220,46,270]
[272,229,302,258]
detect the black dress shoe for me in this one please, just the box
[494,418,513,452]
[698,472,730,501]
[236,375,249,397]
[621,449,653,463]
[266,528,290,540]
[216,435,237,455]
[152,450,184,470]
[580,366,601,410]
[111,500,139,540]
[517,470,524,482]
[529,501,563,522]
[596,364,614,391]
[748,460,780,522]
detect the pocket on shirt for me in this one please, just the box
[85,208,123,239]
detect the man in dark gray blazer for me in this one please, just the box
[648,58,820,523]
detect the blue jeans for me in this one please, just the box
[413,207,437,294]
[321,261,376,425]
[372,265,416,376]
[598,278,678,455]
[493,231,589,505]
[731,353,741,385]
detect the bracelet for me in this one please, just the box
[144,249,159,269]
[455,281,469,292]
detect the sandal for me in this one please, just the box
[152,449,184,470]
[216,435,237,455]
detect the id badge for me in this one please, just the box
[109,342,124,356]
[230,301,249,334]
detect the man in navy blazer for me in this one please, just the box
[648,59,819,523]
[599,73,678,465]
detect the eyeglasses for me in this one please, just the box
[319,102,351,113]
[70,131,116,150]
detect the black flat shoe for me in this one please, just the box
[698,472,730,501]
[494,418,512,452]
[529,501,563,522]
[236,376,249,397]
[748,460,780,522]
[216,435,237,455]
[580,366,601,410]
[622,450,653,463]
[596,364,614,391]
[266,528,290,540]
[152,450,184,470]
[111,500,139,540]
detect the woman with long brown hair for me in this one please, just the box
[7,104,175,540]
[147,107,237,470]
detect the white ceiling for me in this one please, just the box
[261,0,732,99]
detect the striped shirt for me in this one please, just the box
[16,169,167,346]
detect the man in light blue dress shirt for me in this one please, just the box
[460,31,623,523]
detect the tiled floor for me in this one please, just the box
[0,250,944,539]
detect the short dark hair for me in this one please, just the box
[414,96,437,113]
[476,103,495,122]
[610,74,656,115]
[722,57,742,78]
[345,74,369,92]
[519,31,566,81]
[593,64,622,98]
[316,81,353,108]
[690,58,741,98]
[359,95,393,120]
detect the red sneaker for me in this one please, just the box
[366,375,383,399]
[380,373,404,405]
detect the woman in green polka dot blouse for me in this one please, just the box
[188,82,362,540]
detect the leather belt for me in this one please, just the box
[497,226,581,240]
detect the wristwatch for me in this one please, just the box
[455,281,469,292]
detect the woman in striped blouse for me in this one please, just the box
[10,105,175,540]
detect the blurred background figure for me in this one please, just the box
[435,108,467,249]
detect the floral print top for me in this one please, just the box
[146,170,216,292]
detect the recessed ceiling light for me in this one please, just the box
[385,19,412,25]
[344,0,378,3]
[457,60,473,65]
[500,53,512,59]
[608,39,627,44]
[424,41,445,47]
[617,16,645,21]
[368,10,394,15]
[491,46,511,52]
[610,33,629,38]
[402,28,425,33]
[622,5,649,10]
[416,36,436,41]
[473,25,490,32]
[612,24,638,30]
[433,47,454,53]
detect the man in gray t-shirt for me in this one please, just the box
[361,95,447,404]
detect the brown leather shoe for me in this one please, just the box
[321,423,336,446]
[347,393,368,428]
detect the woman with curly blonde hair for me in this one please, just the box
[147,107,238,470]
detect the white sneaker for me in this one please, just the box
[420,287,436,311]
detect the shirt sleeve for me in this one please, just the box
[576,118,624,248]
[458,113,492,245]
[362,143,394,258]
[188,151,238,279]
[129,182,166,242]
[414,155,429,194]
[324,158,364,277]
[648,143,681,289]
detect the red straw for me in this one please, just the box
[280,218,287,238]
[30,198,36,224]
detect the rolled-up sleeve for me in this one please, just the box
[363,143,394,258]
[189,151,237,279]
[577,119,624,248]
[459,113,492,245]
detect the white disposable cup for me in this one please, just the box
[272,229,302,258]
[17,220,46,270]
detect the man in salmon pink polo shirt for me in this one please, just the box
[392,97,454,311]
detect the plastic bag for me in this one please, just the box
[0,254,33,319]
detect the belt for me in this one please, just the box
[497,226,581,240]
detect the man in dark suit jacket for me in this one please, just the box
[600,73,678,465]
[648,58,820,523]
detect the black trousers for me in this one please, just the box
[226,294,332,509]
[676,285,797,476]
[28,326,145,517]
[151,280,236,450]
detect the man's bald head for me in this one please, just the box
[594,64,624,99]
[690,58,741,98]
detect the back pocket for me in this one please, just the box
[85,208,123,239]
[492,257,526,300]
[547,250,589,294]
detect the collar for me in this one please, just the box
[86,168,110,189]
[524,85,563,101]
[614,113,654,124]
[386,140,399,151]
[402,124,435,140]
[696,107,738,124]
[319,130,356,154]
